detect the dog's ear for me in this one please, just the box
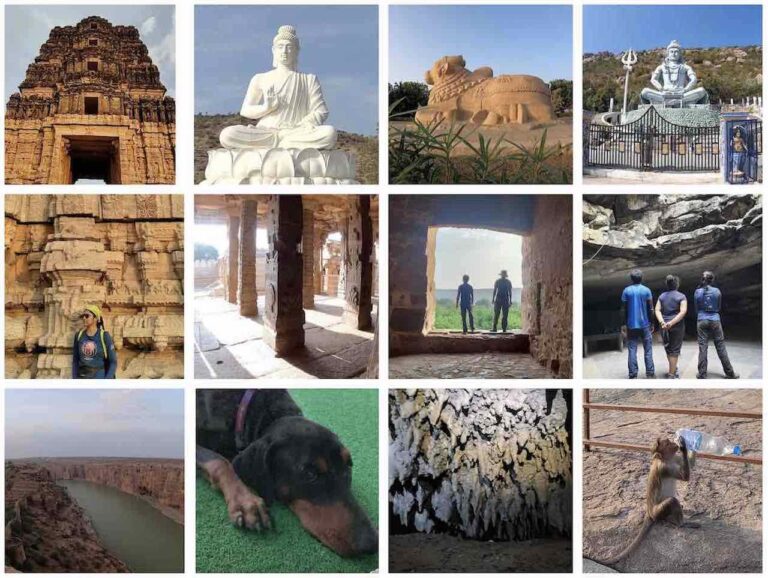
[232,437,275,503]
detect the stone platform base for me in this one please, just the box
[624,104,720,127]
[391,332,531,355]
[202,147,359,184]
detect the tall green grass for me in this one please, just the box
[388,100,572,184]
[433,298,522,331]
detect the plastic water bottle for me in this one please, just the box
[676,428,741,456]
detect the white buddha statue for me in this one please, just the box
[219,25,337,150]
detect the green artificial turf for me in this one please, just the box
[196,389,379,573]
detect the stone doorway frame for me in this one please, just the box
[61,135,121,184]
[423,224,527,334]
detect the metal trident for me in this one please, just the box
[621,49,638,118]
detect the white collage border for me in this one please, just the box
[0,0,766,577]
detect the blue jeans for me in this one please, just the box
[627,326,655,378]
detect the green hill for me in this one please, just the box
[584,46,762,113]
[194,114,378,184]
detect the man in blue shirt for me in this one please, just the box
[455,274,475,334]
[620,269,655,378]
[694,271,738,379]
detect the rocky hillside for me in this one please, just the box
[584,46,762,112]
[389,389,572,541]
[195,114,378,184]
[23,458,185,520]
[583,194,762,334]
[6,462,130,573]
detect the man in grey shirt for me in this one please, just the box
[491,270,513,333]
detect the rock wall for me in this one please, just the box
[583,194,762,335]
[522,196,573,377]
[5,462,130,572]
[38,458,184,517]
[5,194,184,378]
[389,389,572,541]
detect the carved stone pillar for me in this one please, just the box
[343,196,373,330]
[238,198,258,317]
[302,206,315,309]
[313,230,325,295]
[263,195,305,355]
[227,212,240,305]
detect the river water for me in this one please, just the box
[59,479,184,572]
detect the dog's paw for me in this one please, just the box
[227,483,271,531]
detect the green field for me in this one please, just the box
[433,298,521,331]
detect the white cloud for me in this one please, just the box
[140,16,157,37]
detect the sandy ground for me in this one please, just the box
[390,118,573,150]
[583,389,762,573]
[390,533,572,573]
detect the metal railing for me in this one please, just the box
[585,106,720,172]
[582,389,762,465]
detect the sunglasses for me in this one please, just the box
[81,313,94,319]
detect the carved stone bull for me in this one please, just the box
[415,55,555,126]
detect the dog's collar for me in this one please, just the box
[235,389,256,452]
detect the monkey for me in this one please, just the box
[597,435,697,567]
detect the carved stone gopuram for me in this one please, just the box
[415,55,555,126]
[5,16,176,184]
[5,195,184,378]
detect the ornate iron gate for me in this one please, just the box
[723,117,762,184]
[585,106,720,172]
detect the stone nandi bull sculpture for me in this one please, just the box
[415,55,555,126]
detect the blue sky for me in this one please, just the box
[435,228,522,289]
[584,5,763,53]
[390,5,572,84]
[6,389,184,459]
[195,5,378,135]
[5,5,175,98]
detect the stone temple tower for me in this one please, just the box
[5,16,175,184]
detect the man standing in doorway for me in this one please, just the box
[456,274,475,334]
[695,270,739,379]
[491,270,513,333]
[621,269,656,378]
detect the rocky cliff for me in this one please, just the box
[583,194,762,335]
[5,462,130,573]
[389,389,572,541]
[28,458,184,521]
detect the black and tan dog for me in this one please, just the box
[196,389,378,557]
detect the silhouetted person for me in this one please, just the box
[491,270,513,333]
[456,274,475,334]
[695,271,738,379]
[655,274,687,379]
[621,269,655,379]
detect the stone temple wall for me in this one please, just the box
[389,389,572,541]
[5,194,184,378]
[522,196,573,377]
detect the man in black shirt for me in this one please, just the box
[492,270,513,333]
[456,274,475,333]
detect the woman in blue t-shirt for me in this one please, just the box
[72,304,117,379]
[654,275,687,379]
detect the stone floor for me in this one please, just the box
[194,295,376,379]
[389,352,555,379]
[583,339,762,379]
